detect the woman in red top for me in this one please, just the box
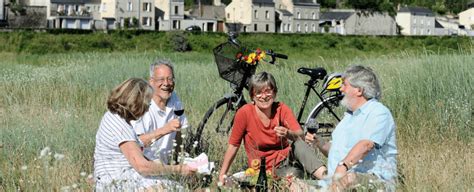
[218,72,327,185]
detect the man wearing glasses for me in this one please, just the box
[133,59,193,175]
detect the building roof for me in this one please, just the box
[320,11,353,21]
[189,5,225,20]
[276,9,293,16]
[435,20,444,28]
[252,0,274,4]
[293,0,319,6]
[399,7,434,16]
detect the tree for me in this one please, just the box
[343,0,396,16]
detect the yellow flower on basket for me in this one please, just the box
[251,159,260,170]
[245,168,256,176]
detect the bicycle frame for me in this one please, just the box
[296,77,342,124]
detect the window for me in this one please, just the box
[142,17,151,26]
[127,2,132,11]
[312,12,316,19]
[174,6,178,14]
[254,24,257,31]
[288,24,291,31]
[227,13,230,18]
[312,24,315,32]
[265,11,269,19]
[305,24,308,32]
[421,19,423,25]
[266,24,269,32]
[297,24,300,32]
[297,12,300,19]
[172,20,179,29]
[413,18,416,24]
[254,10,258,19]
[143,3,151,12]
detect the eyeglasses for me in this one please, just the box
[255,89,274,98]
[152,77,174,84]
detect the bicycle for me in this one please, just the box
[187,34,345,154]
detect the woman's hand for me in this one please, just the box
[176,164,197,176]
[274,126,289,138]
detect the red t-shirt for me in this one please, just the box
[228,102,301,171]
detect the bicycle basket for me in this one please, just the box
[213,42,256,87]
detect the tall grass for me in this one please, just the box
[0,50,472,191]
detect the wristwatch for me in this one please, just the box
[338,161,349,171]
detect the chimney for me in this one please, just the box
[214,0,221,6]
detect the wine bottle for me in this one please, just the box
[255,156,268,192]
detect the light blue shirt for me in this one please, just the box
[327,99,398,187]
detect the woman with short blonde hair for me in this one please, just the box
[94,78,196,191]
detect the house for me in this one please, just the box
[155,0,184,30]
[1,0,5,21]
[396,7,435,36]
[320,9,396,35]
[48,0,102,29]
[100,0,155,30]
[434,16,468,36]
[458,6,474,30]
[185,0,225,32]
[225,0,275,33]
[275,0,320,33]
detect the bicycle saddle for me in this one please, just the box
[297,67,327,80]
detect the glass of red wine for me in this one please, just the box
[173,106,185,117]
[305,118,319,134]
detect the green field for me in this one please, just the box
[0,35,473,191]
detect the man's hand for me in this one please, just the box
[305,132,323,146]
[162,119,181,134]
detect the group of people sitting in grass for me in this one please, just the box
[93,59,398,191]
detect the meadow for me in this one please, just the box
[0,36,473,191]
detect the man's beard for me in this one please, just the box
[340,95,353,112]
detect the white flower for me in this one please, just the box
[54,153,65,161]
[21,165,28,171]
[80,172,87,177]
[72,183,78,188]
[39,147,51,158]
[87,174,93,180]
[60,186,71,192]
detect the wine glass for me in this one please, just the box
[305,118,319,134]
[173,107,185,117]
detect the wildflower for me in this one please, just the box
[60,186,71,192]
[40,147,51,158]
[21,165,28,171]
[72,184,78,188]
[54,153,65,161]
[87,174,93,180]
[80,172,87,177]
[181,134,186,139]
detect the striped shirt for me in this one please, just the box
[94,111,141,182]
[133,92,189,164]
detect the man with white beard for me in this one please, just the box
[305,65,397,191]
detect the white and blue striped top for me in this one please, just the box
[93,111,141,181]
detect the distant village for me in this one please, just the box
[0,0,473,36]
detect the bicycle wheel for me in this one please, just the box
[188,96,245,154]
[305,95,345,137]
